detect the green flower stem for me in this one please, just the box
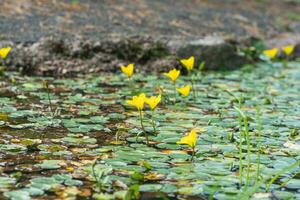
[280,169,300,188]
[235,105,251,189]
[0,59,4,76]
[283,60,288,68]
[91,161,101,189]
[244,116,250,190]
[151,110,157,133]
[265,161,300,191]
[238,114,243,187]
[173,82,177,103]
[139,110,145,131]
[255,106,261,185]
[139,109,148,144]
[189,71,197,101]
[128,78,135,93]
[238,161,300,200]
[236,100,244,188]
[45,84,54,117]
[191,146,195,162]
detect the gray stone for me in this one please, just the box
[169,36,248,70]
[289,22,300,33]
[3,35,253,76]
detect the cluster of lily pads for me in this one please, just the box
[0,45,299,200]
[121,56,201,157]
[120,44,297,161]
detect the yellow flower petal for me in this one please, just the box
[180,56,195,71]
[121,63,134,78]
[263,48,278,59]
[163,68,180,82]
[145,94,161,110]
[126,93,146,110]
[0,47,12,59]
[176,84,191,97]
[126,99,136,107]
[282,45,295,56]
[177,128,197,148]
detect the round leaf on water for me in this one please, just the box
[139,184,162,192]
[0,144,27,153]
[4,190,31,200]
[156,143,181,150]
[285,179,300,190]
[64,179,83,186]
[0,177,16,188]
[35,160,62,170]
[22,187,44,196]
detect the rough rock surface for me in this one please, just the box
[171,36,247,71]
[0,0,300,76]
[1,0,300,42]
[3,36,256,76]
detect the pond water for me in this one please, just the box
[0,62,299,200]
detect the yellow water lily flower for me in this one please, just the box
[126,93,146,110]
[163,68,180,82]
[121,63,134,78]
[176,84,191,97]
[282,45,295,56]
[0,47,12,59]
[263,48,278,59]
[180,56,195,71]
[145,94,161,110]
[177,128,197,148]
